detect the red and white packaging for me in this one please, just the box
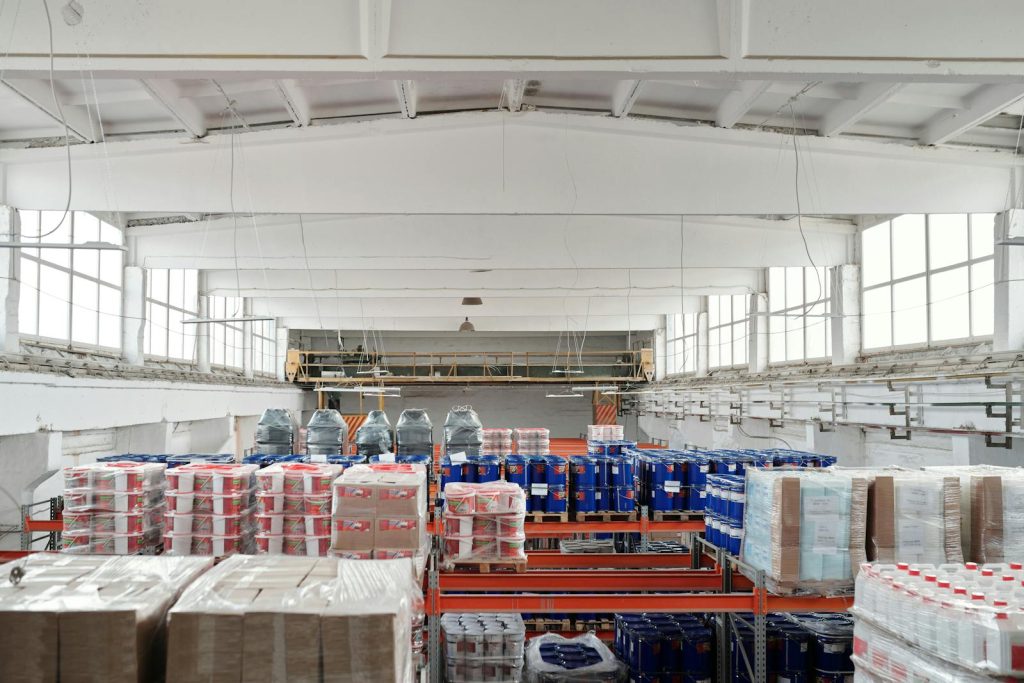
[255,462,342,495]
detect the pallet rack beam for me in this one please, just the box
[525,551,710,569]
[434,592,759,614]
[439,569,730,592]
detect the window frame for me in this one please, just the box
[707,294,749,370]
[144,268,199,362]
[251,318,277,376]
[767,266,832,365]
[665,312,698,376]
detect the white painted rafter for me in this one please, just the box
[1,78,99,142]
[920,83,1024,146]
[501,79,526,112]
[273,79,311,126]
[395,79,417,118]
[818,82,904,137]
[138,79,207,138]
[714,80,770,128]
[611,80,644,118]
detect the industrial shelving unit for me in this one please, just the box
[424,506,852,683]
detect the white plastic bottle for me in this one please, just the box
[958,592,988,668]
[985,606,1024,675]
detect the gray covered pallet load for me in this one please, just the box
[356,410,394,457]
[443,406,483,456]
[255,408,294,455]
[396,409,433,456]
[306,409,348,457]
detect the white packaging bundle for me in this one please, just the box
[866,470,963,565]
[442,482,526,567]
[972,468,1024,563]
[162,463,258,557]
[442,613,525,683]
[253,462,342,557]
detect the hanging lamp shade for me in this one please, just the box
[459,317,476,332]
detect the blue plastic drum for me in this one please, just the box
[545,456,569,487]
[569,456,598,487]
[504,455,530,488]
[614,486,635,512]
[546,485,568,513]
[611,456,635,487]
[574,487,597,513]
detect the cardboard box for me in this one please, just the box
[332,515,375,551]
[868,474,962,564]
[375,517,422,550]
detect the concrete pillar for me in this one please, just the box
[995,210,1024,352]
[747,292,769,373]
[121,266,146,365]
[695,298,710,377]
[196,273,211,373]
[830,265,862,365]
[0,207,21,353]
[275,324,289,381]
[242,299,254,379]
[654,318,667,380]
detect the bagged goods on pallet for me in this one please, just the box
[306,409,348,458]
[166,555,421,683]
[0,554,212,683]
[523,633,625,682]
[444,406,484,456]
[253,462,344,557]
[396,408,434,456]
[255,408,295,456]
[162,463,258,557]
[442,481,527,565]
[355,409,394,457]
[442,613,526,683]
[62,461,167,554]
[741,469,869,595]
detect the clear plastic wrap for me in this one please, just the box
[442,613,526,683]
[863,470,964,565]
[253,462,343,557]
[165,555,420,683]
[741,468,868,595]
[306,409,348,457]
[969,468,1024,563]
[162,463,257,557]
[0,554,213,682]
[523,633,626,682]
[444,406,484,456]
[255,408,295,454]
[922,465,1016,562]
[854,560,1024,676]
[442,482,527,566]
[355,410,394,456]
[396,409,433,456]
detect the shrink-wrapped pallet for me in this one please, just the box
[867,470,964,565]
[970,468,1024,563]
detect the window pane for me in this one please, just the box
[928,214,968,270]
[74,248,99,280]
[39,211,71,267]
[167,307,184,360]
[183,320,197,363]
[169,269,184,310]
[71,276,98,346]
[769,267,785,311]
[732,322,746,366]
[805,267,826,304]
[970,213,995,259]
[98,285,120,349]
[971,261,994,337]
[805,316,827,359]
[786,268,803,311]
[683,336,695,373]
[151,269,168,303]
[929,266,970,342]
[100,221,123,246]
[863,286,892,349]
[893,276,927,346]
[150,304,168,357]
[892,214,926,279]
[720,332,732,367]
[212,323,225,365]
[708,328,720,368]
[861,222,891,287]
[99,250,122,286]
[769,309,786,363]
[184,270,198,313]
[73,213,99,244]
[38,265,69,339]
[732,294,746,323]
[786,312,804,362]
[18,258,38,335]
[708,298,719,327]
[144,302,152,354]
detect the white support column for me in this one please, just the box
[747,292,769,373]
[995,210,1024,352]
[0,207,20,353]
[121,266,146,365]
[696,298,710,377]
[830,265,862,365]
[275,324,289,382]
[242,299,254,380]
[654,318,667,381]
[196,273,211,373]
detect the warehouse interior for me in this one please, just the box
[2,2,1024,682]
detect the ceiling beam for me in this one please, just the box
[1,78,99,142]
[611,80,644,118]
[395,80,417,118]
[501,79,526,112]
[818,82,904,137]
[278,315,664,333]
[138,79,207,139]
[273,79,311,127]
[920,83,1024,146]
[715,80,770,128]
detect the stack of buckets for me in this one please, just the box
[502,455,567,514]
[567,455,636,514]
[727,612,854,683]
[614,614,713,682]
[704,473,746,556]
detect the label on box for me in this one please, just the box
[664,481,681,493]
[804,496,840,516]
[531,484,548,496]
[899,484,933,511]
[449,452,468,464]
[311,454,327,463]
[611,466,619,475]
[811,522,840,553]
[699,465,709,473]
[726,464,736,472]
[378,452,396,463]
[897,520,925,550]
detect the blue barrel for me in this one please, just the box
[651,486,675,512]
[687,486,706,511]
[505,455,530,488]
[727,522,743,555]
[545,456,568,486]
[574,487,597,513]
[632,627,661,672]
[569,456,598,487]
[680,625,713,675]
[546,485,568,513]
[648,458,677,487]
[593,455,613,488]
[612,486,634,512]
[775,626,810,674]
[593,487,607,512]
[686,456,709,490]
[530,457,548,484]
[813,632,853,674]
[475,456,500,483]
[611,456,635,487]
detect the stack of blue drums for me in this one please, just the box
[587,440,638,456]
[614,614,713,683]
[703,473,746,555]
[568,454,636,514]
[440,454,501,496]
[727,612,853,683]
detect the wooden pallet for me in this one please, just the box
[651,510,704,522]
[575,620,614,632]
[444,559,528,573]
[525,618,573,631]
[525,511,569,523]
[573,510,638,523]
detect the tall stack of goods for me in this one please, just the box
[568,454,636,516]
[444,406,484,456]
[614,614,713,682]
[636,452,691,514]
[864,470,964,565]
[525,456,569,515]
[442,481,526,567]
[162,463,258,556]
[252,462,342,556]
[331,463,429,566]
[441,613,526,683]
[852,561,1024,679]
[704,473,746,555]
[588,424,624,442]
[356,410,394,456]
[968,468,1024,563]
[514,428,550,456]
[396,408,433,456]
[254,408,294,455]
[62,461,167,555]
[305,409,348,459]
[482,428,514,457]
[523,633,624,682]
[741,469,869,594]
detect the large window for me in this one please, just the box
[768,266,831,363]
[252,319,277,376]
[206,296,244,369]
[17,210,123,349]
[665,312,697,375]
[708,294,749,369]
[861,214,994,350]
[144,269,198,361]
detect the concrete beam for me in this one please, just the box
[138,79,207,138]
[920,83,1024,145]
[394,80,417,118]
[611,80,644,117]
[818,82,903,137]
[275,314,662,333]
[1,78,99,142]
[995,210,1024,352]
[274,79,311,126]
[501,79,526,112]
[715,80,770,128]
